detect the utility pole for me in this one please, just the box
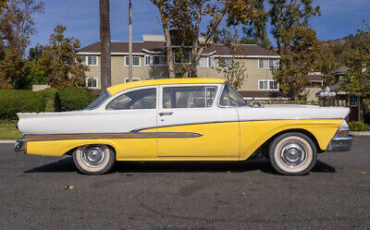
[128,0,133,82]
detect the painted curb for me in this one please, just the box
[350,131,370,136]
[0,140,16,144]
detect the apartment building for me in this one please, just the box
[78,35,281,98]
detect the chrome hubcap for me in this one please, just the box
[81,145,106,167]
[280,142,307,168]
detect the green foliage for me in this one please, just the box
[38,25,88,88]
[341,26,370,96]
[274,27,322,99]
[218,60,246,90]
[56,87,97,111]
[39,88,57,112]
[0,0,44,89]
[348,121,369,131]
[0,89,45,120]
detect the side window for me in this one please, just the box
[220,83,246,107]
[163,86,217,108]
[106,88,156,110]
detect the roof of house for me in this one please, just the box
[307,74,326,82]
[107,78,226,95]
[79,41,279,57]
[332,65,350,76]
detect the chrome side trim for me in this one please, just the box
[133,118,343,132]
[22,132,203,142]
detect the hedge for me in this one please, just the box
[39,88,58,112]
[56,87,97,111]
[0,90,46,120]
[348,121,369,131]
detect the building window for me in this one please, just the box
[124,56,141,67]
[197,57,208,67]
[78,55,86,65]
[124,77,140,83]
[258,58,279,70]
[85,77,98,89]
[145,55,167,66]
[87,56,98,66]
[219,57,233,68]
[258,80,279,90]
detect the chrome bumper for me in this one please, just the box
[327,135,354,152]
[14,139,26,152]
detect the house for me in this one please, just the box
[78,35,281,99]
[316,65,370,121]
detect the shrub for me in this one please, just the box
[0,90,45,120]
[348,121,369,131]
[56,87,97,111]
[39,88,58,112]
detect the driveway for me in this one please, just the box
[0,137,369,230]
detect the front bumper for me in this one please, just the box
[14,139,26,152]
[327,135,354,152]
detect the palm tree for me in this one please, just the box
[99,0,111,91]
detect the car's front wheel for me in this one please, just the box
[269,133,317,175]
[73,144,115,175]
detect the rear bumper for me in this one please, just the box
[14,139,26,152]
[327,135,354,152]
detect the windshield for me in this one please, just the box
[85,90,111,110]
[219,83,247,107]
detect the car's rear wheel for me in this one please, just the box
[73,144,115,175]
[269,132,317,175]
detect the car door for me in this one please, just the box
[102,86,158,158]
[156,84,240,158]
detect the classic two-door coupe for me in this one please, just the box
[15,78,353,175]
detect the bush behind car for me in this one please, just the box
[0,90,46,120]
[55,87,97,112]
[0,87,97,120]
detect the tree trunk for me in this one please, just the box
[99,0,111,91]
[162,25,175,78]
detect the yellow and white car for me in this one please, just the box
[15,78,353,175]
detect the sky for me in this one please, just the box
[29,0,370,49]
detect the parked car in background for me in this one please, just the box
[15,78,353,175]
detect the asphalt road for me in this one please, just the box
[0,137,369,230]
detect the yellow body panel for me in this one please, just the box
[107,78,226,96]
[238,119,342,160]
[25,119,343,161]
[155,122,240,157]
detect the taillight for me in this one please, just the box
[16,124,18,130]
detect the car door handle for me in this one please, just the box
[159,112,173,116]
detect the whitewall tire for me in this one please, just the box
[73,145,115,175]
[269,133,317,175]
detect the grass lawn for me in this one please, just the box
[0,121,22,140]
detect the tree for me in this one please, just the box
[274,26,321,99]
[0,0,44,88]
[240,0,271,48]
[266,0,321,100]
[150,0,176,78]
[26,44,48,84]
[151,0,256,78]
[37,25,88,89]
[342,26,370,96]
[99,0,111,90]
[218,60,246,90]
